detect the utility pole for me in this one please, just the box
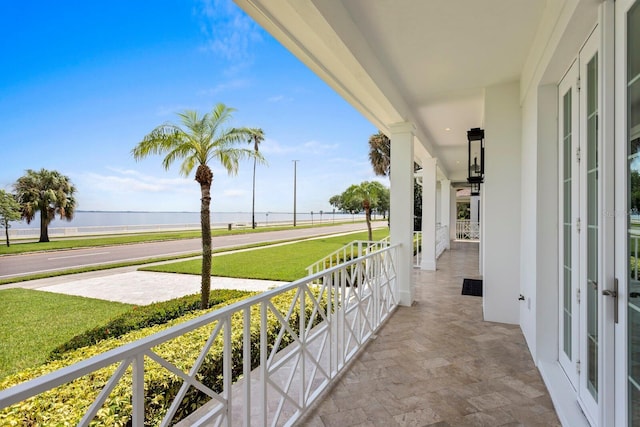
[293,160,299,226]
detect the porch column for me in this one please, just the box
[440,179,451,249]
[389,122,415,306]
[420,157,437,270]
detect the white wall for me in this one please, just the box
[482,81,522,324]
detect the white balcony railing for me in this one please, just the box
[413,226,448,267]
[0,245,399,426]
[436,225,448,258]
[456,220,480,241]
[306,239,390,276]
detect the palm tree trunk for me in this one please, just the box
[196,165,213,309]
[252,157,256,229]
[365,206,372,241]
[39,208,49,243]
[4,220,9,247]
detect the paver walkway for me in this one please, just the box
[299,241,560,426]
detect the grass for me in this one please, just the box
[143,229,390,282]
[0,221,365,256]
[0,289,131,379]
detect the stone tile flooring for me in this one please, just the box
[298,242,560,426]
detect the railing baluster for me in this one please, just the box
[260,300,268,426]
[243,307,251,427]
[132,354,145,426]
[223,315,232,427]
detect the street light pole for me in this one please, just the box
[293,160,299,227]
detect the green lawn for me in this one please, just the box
[0,289,131,379]
[143,229,389,282]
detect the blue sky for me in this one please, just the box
[0,0,384,213]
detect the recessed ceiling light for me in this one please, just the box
[444,127,451,131]
[456,160,460,164]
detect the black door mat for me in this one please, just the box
[462,278,483,296]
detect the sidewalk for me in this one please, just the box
[35,271,285,305]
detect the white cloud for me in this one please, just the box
[197,0,263,71]
[223,189,246,197]
[259,139,296,155]
[198,79,251,96]
[302,140,339,155]
[267,95,292,103]
[76,169,195,194]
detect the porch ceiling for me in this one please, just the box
[235,0,547,181]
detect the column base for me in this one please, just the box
[420,259,436,271]
[398,289,414,307]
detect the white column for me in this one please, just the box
[440,179,451,249]
[420,157,437,270]
[449,186,456,241]
[482,81,521,324]
[470,195,480,222]
[389,122,415,306]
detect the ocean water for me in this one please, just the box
[8,210,365,230]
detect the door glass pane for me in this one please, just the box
[586,52,598,399]
[563,90,573,359]
[628,2,640,424]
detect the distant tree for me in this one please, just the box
[368,131,391,177]
[132,103,265,309]
[13,169,77,243]
[329,194,343,212]
[341,181,387,241]
[376,186,390,218]
[0,190,22,247]
[248,128,265,229]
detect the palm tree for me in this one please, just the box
[248,128,265,229]
[341,181,387,241]
[13,168,77,243]
[368,131,391,177]
[132,103,265,309]
[0,189,22,247]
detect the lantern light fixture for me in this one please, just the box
[467,127,485,194]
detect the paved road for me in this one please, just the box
[0,223,380,279]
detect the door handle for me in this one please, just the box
[602,278,618,324]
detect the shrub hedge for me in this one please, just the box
[0,288,328,426]
[47,289,251,362]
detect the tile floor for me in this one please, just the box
[298,241,561,427]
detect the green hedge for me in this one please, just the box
[0,288,328,426]
[47,290,251,362]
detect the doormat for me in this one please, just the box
[462,278,483,296]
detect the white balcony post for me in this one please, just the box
[420,157,437,270]
[440,179,451,250]
[389,122,415,306]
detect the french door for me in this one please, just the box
[619,0,640,425]
[558,28,603,424]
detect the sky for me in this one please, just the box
[0,0,385,214]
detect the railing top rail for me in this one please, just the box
[0,243,400,409]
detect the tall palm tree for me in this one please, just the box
[132,103,265,308]
[368,131,391,177]
[342,181,386,241]
[248,128,265,229]
[13,168,77,243]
